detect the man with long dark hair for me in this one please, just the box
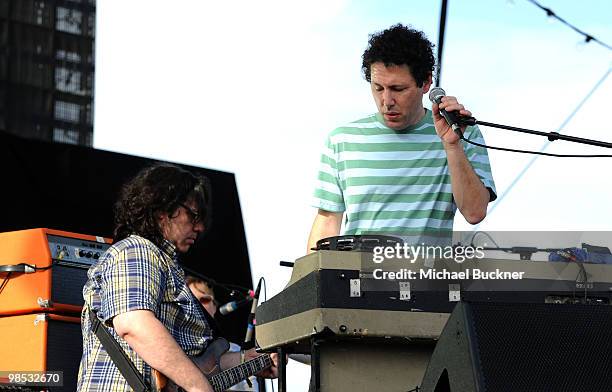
[77,164,277,391]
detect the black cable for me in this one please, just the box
[579,262,588,300]
[456,106,612,156]
[0,272,12,295]
[217,281,253,295]
[180,264,252,296]
[461,135,612,158]
[525,0,612,51]
[469,231,504,250]
[0,263,53,273]
[468,118,612,149]
[0,262,56,296]
[467,66,610,222]
[0,261,56,295]
[572,262,589,301]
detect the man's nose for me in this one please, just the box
[382,90,395,108]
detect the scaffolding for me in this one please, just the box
[0,0,95,146]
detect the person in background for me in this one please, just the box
[186,276,219,317]
[186,275,260,392]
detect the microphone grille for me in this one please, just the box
[428,87,446,103]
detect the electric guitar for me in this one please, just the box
[151,338,273,392]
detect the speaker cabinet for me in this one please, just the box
[0,313,82,391]
[421,302,612,392]
[0,228,110,315]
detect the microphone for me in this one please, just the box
[428,87,463,138]
[244,278,263,345]
[218,292,254,316]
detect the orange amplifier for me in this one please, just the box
[0,228,112,316]
[0,312,83,391]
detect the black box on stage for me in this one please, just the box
[421,302,612,392]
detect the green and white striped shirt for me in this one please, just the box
[313,109,496,237]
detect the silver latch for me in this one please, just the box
[350,279,361,297]
[399,281,411,300]
[37,297,52,308]
[448,284,461,302]
[34,314,48,326]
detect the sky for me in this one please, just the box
[94,1,612,389]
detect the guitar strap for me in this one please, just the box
[89,309,152,392]
[194,295,221,340]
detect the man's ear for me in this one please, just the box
[157,211,169,233]
[422,73,433,94]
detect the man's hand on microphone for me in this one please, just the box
[432,96,472,145]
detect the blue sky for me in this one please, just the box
[95,1,611,388]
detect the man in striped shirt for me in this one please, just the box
[308,24,496,250]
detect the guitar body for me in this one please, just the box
[152,338,230,392]
[152,338,272,392]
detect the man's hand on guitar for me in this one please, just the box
[243,349,280,379]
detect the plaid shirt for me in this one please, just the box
[77,235,211,391]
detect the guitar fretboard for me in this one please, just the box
[209,354,272,391]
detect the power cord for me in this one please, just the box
[456,112,612,157]
[180,264,253,297]
[0,272,11,295]
[469,231,505,250]
[0,263,52,295]
[0,263,51,273]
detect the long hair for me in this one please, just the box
[113,163,210,247]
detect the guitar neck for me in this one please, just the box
[209,354,272,392]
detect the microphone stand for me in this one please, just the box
[460,117,612,149]
[241,278,262,390]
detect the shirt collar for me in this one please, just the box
[375,108,432,132]
[160,238,178,260]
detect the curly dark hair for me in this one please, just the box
[113,163,210,248]
[362,24,436,87]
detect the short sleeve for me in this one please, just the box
[97,242,166,324]
[312,133,346,212]
[462,125,497,201]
